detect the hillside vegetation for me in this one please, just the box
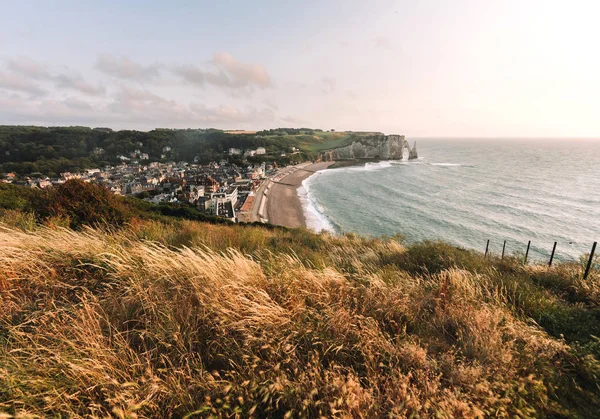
[0,181,235,230]
[1,199,600,417]
[0,126,377,177]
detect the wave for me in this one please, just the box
[430,163,462,166]
[343,161,393,172]
[297,175,336,233]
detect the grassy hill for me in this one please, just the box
[295,131,384,153]
[1,187,599,417]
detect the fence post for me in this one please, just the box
[501,240,506,260]
[484,239,490,257]
[524,240,531,264]
[548,242,557,266]
[583,241,597,280]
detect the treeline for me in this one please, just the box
[256,127,324,136]
[0,126,316,177]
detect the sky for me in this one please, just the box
[1,0,599,137]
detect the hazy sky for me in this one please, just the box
[1,0,599,136]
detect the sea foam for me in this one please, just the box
[297,172,336,233]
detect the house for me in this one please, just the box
[246,169,259,180]
[188,186,205,203]
[229,148,241,155]
[204,176,220,194]
[35,178,52,189]
[256,147,266,155]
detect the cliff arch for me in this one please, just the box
[324,135,418,161]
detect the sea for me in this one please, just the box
[298,139,600,262]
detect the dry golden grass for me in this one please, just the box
[1,221,599,418]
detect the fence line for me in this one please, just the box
[484,239,598,279]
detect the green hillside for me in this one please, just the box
[0,126,385,177]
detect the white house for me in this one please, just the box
[256,147,266,155]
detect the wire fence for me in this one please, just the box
[484,239,598,279]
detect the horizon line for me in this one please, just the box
[1,124,599,140]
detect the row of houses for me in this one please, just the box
[2,159,276,223]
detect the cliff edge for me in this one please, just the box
[323,134,417,161]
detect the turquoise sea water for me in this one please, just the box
[299,139,600,262]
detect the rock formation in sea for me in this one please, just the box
[323,134,418,161]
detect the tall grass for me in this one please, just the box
[1,221,599,417]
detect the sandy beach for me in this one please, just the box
[266,162,334,228]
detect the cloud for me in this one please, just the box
[190,103,275,123]
[0,95,100,123]
[0,71,47,96]
[95,54,161,81]
[63,97,94,111]
[0,89,277,129]
[174,52,272,92]
[0,54,279,129]
[213,52,271,88]
[108,86,180,117]
[0,56,105,97]
[6,56,49,79]
[54,74,106,96]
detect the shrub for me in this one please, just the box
[39,180,131,229]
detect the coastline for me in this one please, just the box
[266,161,334,228]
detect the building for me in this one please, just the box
[211,186,238,208]
[256,147,266,155]
[229,148,241,155]
[204,176,220,194]
[197,186,238,222]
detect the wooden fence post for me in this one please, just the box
[501,240,506,260]
[584,242,597,280]
[485,239,490,257]
[548,242,557,266]
[524,240,531,264]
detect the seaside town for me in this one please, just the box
[1,145,307,224]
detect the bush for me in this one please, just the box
[39,180,131,229]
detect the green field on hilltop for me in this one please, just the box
[296,130,384,152]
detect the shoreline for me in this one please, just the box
[266,161,334,229]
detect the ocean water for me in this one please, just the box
[299,139,600,262]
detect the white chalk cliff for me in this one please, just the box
[323,135,417,161]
